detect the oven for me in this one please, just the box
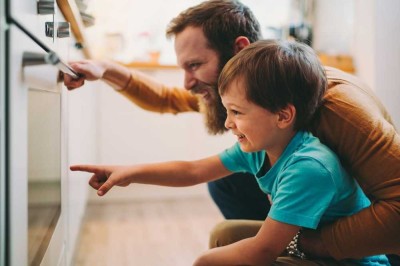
[4,0,75,265]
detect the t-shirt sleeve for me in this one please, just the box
[218,143,255,174]
[268,157,336,229]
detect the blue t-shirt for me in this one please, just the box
[219,131,389,265]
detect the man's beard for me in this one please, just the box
[198,86,228,135]
[195,54,232,135]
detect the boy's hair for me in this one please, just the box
[166,0,262,68]
[219,40,327,131]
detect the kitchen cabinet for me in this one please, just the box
[3,0,96,265]
[7,22,65,266]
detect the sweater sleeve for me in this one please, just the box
[312,67,400,259]
[117,70,200,114]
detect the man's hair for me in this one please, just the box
[219,40,327,131]
[166,0,262,67]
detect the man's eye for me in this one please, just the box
[189,63,201,70]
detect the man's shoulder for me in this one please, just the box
[313,67,400,193]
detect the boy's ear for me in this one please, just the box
[234,36,250,54]
[277,104,296,129]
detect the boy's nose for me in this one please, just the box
[224,117,234,129]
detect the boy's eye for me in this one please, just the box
[230,110,240,115]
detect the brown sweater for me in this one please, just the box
[118,66,400,259]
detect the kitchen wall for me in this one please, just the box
[314,0,400,129]
[353,0,400,129]
[313,0,354,54]
[85,0,294,63]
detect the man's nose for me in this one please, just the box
[184,72,196,90]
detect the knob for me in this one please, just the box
[45,22,54,37]
[37,0,55,15]
[57,22,70,38]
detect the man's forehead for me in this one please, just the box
[175,26,207,46]
[175,27,211,59]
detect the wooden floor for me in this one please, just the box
[73,196,224,266]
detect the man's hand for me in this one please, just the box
[64,60,107,90]
[298,229,331,258]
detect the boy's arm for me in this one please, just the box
[70,155,231,196]
[194,218,300,266]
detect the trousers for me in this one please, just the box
[207,172,270,220]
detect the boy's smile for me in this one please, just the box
[221,77,294,164]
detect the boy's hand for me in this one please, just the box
[70,165,131,196]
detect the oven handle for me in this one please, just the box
[22,51,80,79]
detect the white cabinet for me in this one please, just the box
[8,22,66,266]
[63,39,97,266]
[6,0,94,265]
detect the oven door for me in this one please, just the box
[7,23,67,266]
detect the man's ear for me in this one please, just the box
[234,36,250,54]
[277,104,296,129]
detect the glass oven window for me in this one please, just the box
[27,87,61,265]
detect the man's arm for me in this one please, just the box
[117,68,200,114]
[64,60,131,89]
[300,202,400,259]
[64,60,200,114]
[304,68,400,259]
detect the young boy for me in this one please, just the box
[70,40,388,265]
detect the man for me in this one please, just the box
[65,0,400,262]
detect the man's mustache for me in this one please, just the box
[189,83,215,94]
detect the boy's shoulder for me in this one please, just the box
[285,131,342,174]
